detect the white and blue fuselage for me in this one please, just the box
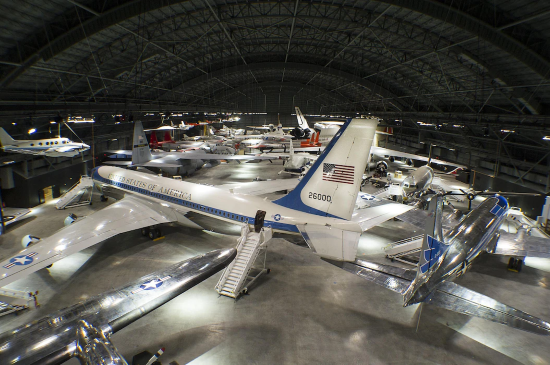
[91,166,361,235]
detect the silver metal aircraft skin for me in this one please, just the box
[103,121,275,176]
[0,248,236,365]
[328,195,550,335]
[400,165,434,196]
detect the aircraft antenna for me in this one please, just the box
[63,121,85,143]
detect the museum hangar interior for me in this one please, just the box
[0,1,549,364]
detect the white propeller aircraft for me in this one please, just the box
[0,118,417,287]
[0,128,89,157]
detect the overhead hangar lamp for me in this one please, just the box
[543,136,550,141]
[28,128,36,134]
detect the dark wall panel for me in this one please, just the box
[2,162,89,208]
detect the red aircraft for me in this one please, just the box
[149,131,175,149]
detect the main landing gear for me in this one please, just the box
[141,227,162,240]
[507,257,523,272]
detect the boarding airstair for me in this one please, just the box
[56,176,94,210]
[0,288,32,316]
[216,223,272,298]
[384,234,424,266]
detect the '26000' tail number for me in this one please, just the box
[309,192,332,202]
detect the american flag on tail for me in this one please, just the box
[322,163,355,184]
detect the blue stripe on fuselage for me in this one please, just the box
[92,168,299,233]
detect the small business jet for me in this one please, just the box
[0,128,89,157]
[327,194,550,334]
[0,118,416,287]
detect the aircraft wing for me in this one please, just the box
[0,196,179,287]
[51,146,79,153]
[371,147,466,168]
[2,207,31,226]
[103,160,183,169]
[393,207,430,231]
[216,178,299,195]
[154,152,278,161]
[337,259,550,334]
[3,147,43,156]
[430,281,550,335]
[492,231,550,258]
[293,147,325,153]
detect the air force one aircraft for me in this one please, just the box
[0,248,236,365]
[0,118,416,287]
[0,128,89,157]
[328,195,550,334]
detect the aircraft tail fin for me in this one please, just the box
[150,131,158,147]
[132,121,153,165]
[0,128,16,146]
[416,196,445,276]
[295,106,310,130]
[163,131,174,143]
[274,118,378,220]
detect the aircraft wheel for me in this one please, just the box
[141,228,150,237]
[155,228,162,238]
[148,229,158,240]
[507,257,523,272]
[516,259,523,272]
[242,288,248,295]
[267,268,271,274]
[100,195,108,202]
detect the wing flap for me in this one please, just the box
[493,232,550,258]
[0,197,177,287]
[430,281,550,335]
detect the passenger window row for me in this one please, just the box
[116,181,248,223]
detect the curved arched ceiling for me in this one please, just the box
[1,0,550,120]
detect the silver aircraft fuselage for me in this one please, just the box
[0,248,236,365]
[401,165,434,196]
[404,196,508,305]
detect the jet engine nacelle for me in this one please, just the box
[376,161,388,171]
[64,213,78,226]
[290,127,311,139]
[21,235,41,248]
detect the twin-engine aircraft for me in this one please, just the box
[0,128,89,157]
[0,118,414,287]
[328,194,550,334]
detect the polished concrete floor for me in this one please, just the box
[1,160,549,365]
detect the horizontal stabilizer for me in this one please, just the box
[351,200,413,232]
[323,258,415,294]
[430,281,550,335]
[493,232,550,258]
